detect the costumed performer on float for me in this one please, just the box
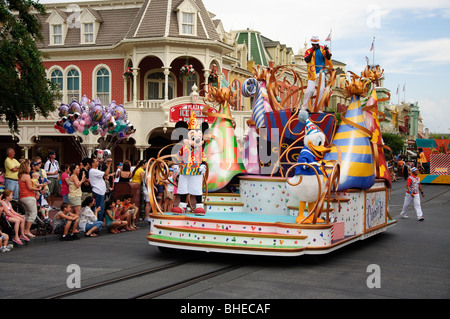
[299,36,333,123]
[287,118,332,224]
[172,112,208,216]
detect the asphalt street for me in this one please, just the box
[0,178,449,301]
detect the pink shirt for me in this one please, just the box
[60,172,70,196]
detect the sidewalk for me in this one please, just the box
[10,195,149,248]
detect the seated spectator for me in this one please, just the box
[80,196,103,237]
[0,225,12,253]
[104,200,127,233]
[53,202,80,241]
[120,194,139,230]
[115,198,133,231]
[1,189,30,245]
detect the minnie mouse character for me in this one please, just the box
[172,112,209,215]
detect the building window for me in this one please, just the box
[183,73,198,96]
[83,23,94,43]
[146,71,174,100]
[96,68,110,105]
[67,69,80,102]
[51,69,63,90]
[53,25,62,44]
[182,13,194,35]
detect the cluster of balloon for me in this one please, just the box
[93,149,111,161]
[54,95,136,138]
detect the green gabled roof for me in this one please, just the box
[235,30,269,67]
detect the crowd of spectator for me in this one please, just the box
[0,147,176,252]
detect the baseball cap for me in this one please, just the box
[48,150,56,155]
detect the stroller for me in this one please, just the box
[34,206,53,236]
[0,211,13,238]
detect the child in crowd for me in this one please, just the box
[0,226,12,253]
[120,194,139,230]
[53,202,80,240]
[164,168,174,212]
[39,205,50,221]
[104,200,127,233]
[115,198,133,231]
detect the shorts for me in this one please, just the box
[19,196,38,223]
[177,174,203,196]
[48,178,60,195]
[68,196,81,207]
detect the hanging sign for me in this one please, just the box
[170,103,217,125]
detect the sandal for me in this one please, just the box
[20,236,30,242]
[13,238,23,245]
[85,233,98,237]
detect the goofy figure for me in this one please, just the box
[172,112,209,215]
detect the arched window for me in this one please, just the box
[146,71,175,100]
[67,69,80,102]
[51,69,63,90]
[96,68,110,105]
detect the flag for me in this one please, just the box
[325,32,331,42]
[396,85,399,95]
[370,37,375,52]
[403,83,406,92]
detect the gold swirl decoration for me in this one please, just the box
[252,64,307,111]
[202,86,236,123]
[340,71,371,99]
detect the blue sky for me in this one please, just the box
[40,0,450,133]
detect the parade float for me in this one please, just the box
[416,138,450,184]
[146,62,397,257]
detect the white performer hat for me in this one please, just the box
[311,36,320,44]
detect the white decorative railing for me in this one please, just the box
[136,100,164,109]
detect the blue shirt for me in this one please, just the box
[294,148,323,176]
[315,48,325,74]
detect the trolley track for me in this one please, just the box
[44,254,243,299]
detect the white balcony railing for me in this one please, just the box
[136,100,164,109]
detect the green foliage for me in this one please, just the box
[382,133,404,155]
[0,0,60,134]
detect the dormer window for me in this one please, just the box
[182,13,194,35]
[83,23,94,43]
[53,24,63,44]
[176,0,200,37]
[46,10,68,46]
[79,8,102,45]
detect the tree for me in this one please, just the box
[382,133,404,156]
[0,0,60,134]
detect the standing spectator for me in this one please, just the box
[53,202,80,240]
[80,196,103,237]
[1,189,29,245]
[89,157,112,222]
[60,164,70,203]
[116,160,132,182]
[114,162,123,183]
[131,159,147,219]
[68,164,86,217]
[164,168,174,212]
[79,158,92,201]
[30,158,49,207]
[400,167,425,221]
[397,158,404,178]
[18,160,42,238]
[4,148,20,200]
[43,150,60,208]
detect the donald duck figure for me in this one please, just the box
[287,118,331,224]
